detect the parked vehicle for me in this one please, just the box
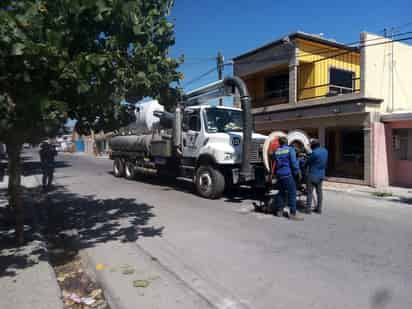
[109,77,271,199]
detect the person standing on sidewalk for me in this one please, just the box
[39,142,57,191]
[273,137,304,221]
[305,139,328,214]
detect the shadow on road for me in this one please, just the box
[44,186,163,267]
[106,171,194,195]
[1,153,159,276]
[106,171,263,204]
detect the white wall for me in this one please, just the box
[361,32,412,113]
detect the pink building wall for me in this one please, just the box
[385,120,412,188]
[372,122,389,188]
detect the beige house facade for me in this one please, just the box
[233,31,412,187]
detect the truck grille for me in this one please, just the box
[250,140,264,163]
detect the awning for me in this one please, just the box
[381,112,412,122]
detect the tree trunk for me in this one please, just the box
[6,141,24,245]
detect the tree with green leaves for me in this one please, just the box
[0,0,182,244]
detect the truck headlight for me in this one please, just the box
[224,152,234,160]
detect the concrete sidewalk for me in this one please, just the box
[324,181,412,205]
[82,241,212,309]
[0,175,63,309]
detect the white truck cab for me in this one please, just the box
[182,105,266,164]
[181,104,267,198]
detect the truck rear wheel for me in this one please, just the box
[113,158,125,177]
[195,166,225,199]
[124,161,136,180]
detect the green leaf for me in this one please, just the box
[23,71,31,82]
[77,82,91,94]
[11,43,25,55]
[132,25,143,35]
[96,0,110,14]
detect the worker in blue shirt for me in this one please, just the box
[305,139,328,214]
[272,137,304,221]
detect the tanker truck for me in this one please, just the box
[109,77,269,199]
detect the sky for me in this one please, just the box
[169,0,412,92]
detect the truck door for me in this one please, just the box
[182,109,202,160]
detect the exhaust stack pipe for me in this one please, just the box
[223,77,252,180]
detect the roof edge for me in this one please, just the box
[233,32,359,61]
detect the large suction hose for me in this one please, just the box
[223,77,252,180]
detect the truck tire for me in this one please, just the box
[124,161,136,180]
[113,158,125,177]
[195,165,225,199]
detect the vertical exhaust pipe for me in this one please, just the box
[223,77,252,180]
[173,103,182,154]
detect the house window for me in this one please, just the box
[264,74,289,99]
[329,68,354,95]
[393,128,412,160]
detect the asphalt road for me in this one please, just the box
[52,153,412,309]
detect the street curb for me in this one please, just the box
[31,237,64,309]
[324,187,411,206]
[79,249,128,309]
[133,240,251,309]
[79,241,218,309]
[22,174,64,309]
[132,242,218,309]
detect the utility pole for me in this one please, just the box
[391,27,395,112]
[384,27,396,112]
[217,51,224,105]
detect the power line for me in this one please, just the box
[182,66,217,89]
[390,21,412,33]
[180,59,215,69]
[183,56,216,61]
[183,59,215,64]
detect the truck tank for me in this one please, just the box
[134,100,165,133]
[110,100,174,156]
[109,135,153,153]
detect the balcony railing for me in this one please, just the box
[298,77,360,101]
[252,88,289,107]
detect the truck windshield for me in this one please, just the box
[205,108,243,133]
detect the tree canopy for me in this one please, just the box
[0,0,182,243]
[0,0,182,140]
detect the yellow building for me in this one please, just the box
[233,32,382,185]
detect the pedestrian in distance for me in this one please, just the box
[272,136,304,221]
[305,139,328,214]
[39,141,57,191]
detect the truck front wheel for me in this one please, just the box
[195,166,225,199]
[113,158,125,177]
